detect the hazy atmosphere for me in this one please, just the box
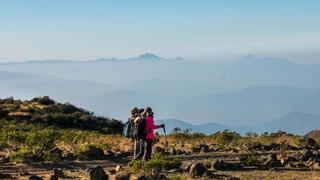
[1,0,320,134]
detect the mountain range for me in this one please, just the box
[157,111,320,135]
[1,53,320,131]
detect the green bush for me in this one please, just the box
[128,154,182,176]
[169,175,185,180]
[144,153,182,175]
[9,147,42,163]
[43,151,62,162]
[240,153,260,166]
[212,130,241,145]
[128,160,143,173]
[0,131,26,144]
[26,129,60,151]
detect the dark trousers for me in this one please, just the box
[134,139,145,160]
[143,139,153,161]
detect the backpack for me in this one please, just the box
[132,117,146,140]
[123,118,132,138]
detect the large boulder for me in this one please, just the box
[79,146,105,161]
[211,159,227,170]
[306,129,320,139]
[49,175,58,180]
[263,143,280,151]
[87,166,108,180]
[52,168,65,178]
[192,144,209,154]
[242,142,263,151]
[264,154,281,169]
[189,162,208,177]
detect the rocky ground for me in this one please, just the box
[1,145,320,179]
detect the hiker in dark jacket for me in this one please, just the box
[143,107,164,161]
[132,108,146,160]
[129,107,141,159]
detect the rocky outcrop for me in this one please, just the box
[87,166,108,180]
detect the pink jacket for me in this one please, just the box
[145,116,161,140]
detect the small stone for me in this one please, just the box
[115,165,122,173]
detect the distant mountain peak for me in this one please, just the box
[133,53,163,60]
[239,55,294,66]
[176,57,184,61]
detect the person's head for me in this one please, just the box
[131,107,139,118]
[138,108,145,117]
[145,107,154,117]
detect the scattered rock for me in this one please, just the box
[28,175,43,180]
[87,166,108,180]
[189,162,208,177]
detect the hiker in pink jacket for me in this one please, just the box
[143,107,164,161]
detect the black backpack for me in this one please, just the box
[132,117,146,140]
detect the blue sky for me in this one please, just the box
[0,0,319,63]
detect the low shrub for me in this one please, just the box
[9,148,43,163]
[43,151,62,162]
[240,153,260,166]
[26,129,60,151]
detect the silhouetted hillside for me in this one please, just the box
[0,96,123,134]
